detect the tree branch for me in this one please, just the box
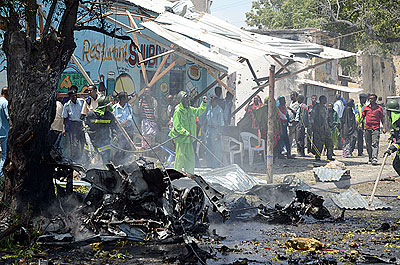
[42,0,58,38]
[364,22,400,43]
[74,25,139,49]
[25,0,38,41]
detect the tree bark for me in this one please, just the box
[1,0,79,216]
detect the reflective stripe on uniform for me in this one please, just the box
[97,145,111,153]
[90,119,111,124]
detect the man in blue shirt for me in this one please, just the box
[62,87,84,162]
[113,92,134,139]
[0,87,9,175]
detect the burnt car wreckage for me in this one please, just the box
[41,158,336,248]
[40,159,229,247]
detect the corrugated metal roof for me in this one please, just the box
[115,0,173,14]
[141,21,244,73]
[296,79,363,93]
[313,168,349,182]
[108,0,356,74]
[330,188,391,210]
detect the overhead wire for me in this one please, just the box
[212,0,252,12]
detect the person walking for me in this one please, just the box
[307,95,318,154]
[327,103,341,149]
[354,94,368,156]
[0,87,9,175]
[295,95,308,157]
[288,91,299,150]
[205,96,224,168]
[342,99,357,157]
[333,94,345,149]
[359,94,385,165]
[310,95,334,161]
[62,87,85,162]
[277,96,293,159]
[169,91,207,174]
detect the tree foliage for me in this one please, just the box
[246,0,400,48]
[246,0,323,29]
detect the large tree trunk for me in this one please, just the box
[1,0,79,216]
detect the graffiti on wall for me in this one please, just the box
[58,72,90,93]
[82,39,169,68]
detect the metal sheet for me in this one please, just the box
[154,12,292,60]
[141,21,244,74]
[296,79,363,93]
[313,168,349,182]
[200,164,267,193]
[330,188,391,210]
[115,0,173,14]
[184,11,355,60]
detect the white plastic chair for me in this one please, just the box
[240,132,265,166]
[222,136,244,166]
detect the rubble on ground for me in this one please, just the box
[37,161,229,247]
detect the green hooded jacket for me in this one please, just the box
[169,101,207,143]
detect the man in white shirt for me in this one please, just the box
[80,85,100,119]
[333,94,345,119]
[49,98,64,152]
[333,93,345,149]
[62,87,85,162]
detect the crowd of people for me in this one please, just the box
[245,91,390,165]
[0,82,399,177]
[49,85,235,173]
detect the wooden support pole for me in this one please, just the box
[79,3,222,73]
[139,50,174,64]
[266,65,275,183]
[231,59,332,118]
[207,69,234,95]
[270,55,291,73]
[254,60,295,83]
[193,73,228,102]
[149,54,171,87]
[245,59,261,86]
[148,60,177,87]
[71,55,94,86]
[126,27,145,33]
[126,11,148,85]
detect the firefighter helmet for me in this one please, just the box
[177,91,188,102]
[387,98,400,112]
[97,96,112,109]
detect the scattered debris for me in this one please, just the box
[330,188,391,210]
[284,237,324,251]
[37,162,229,249]
[313,161,351,189]
[258,190,331,223]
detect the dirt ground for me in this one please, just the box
[2,134,400,264]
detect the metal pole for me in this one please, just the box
[266,65,275,183]
[367,152,389,210]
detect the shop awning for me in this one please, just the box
[296,79,363,93]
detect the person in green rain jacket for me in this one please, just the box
[169,91,207,173]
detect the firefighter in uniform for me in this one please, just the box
[384,98,400,176]
[85,96,118,164]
